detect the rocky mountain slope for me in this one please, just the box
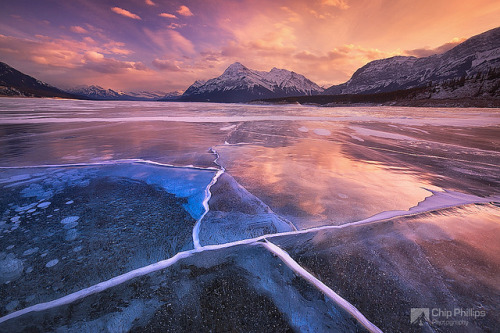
[324,26,500,95]
[0,62,78,99]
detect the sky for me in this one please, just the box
[1,0,499,93]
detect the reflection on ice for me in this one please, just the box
[216,136,440,228]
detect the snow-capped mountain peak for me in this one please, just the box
[67,85,125,99]
[222,62,249,76]
[182,62,324,102]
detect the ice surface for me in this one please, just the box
[0,243,372,332]
[273,203,500,332]
[198,173,295,245]
[0,98,498,331]
[0,162,209,315]
[313,128,331,136]
[349,125,416,140]
[298,126,309,132]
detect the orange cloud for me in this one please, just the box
[404,37,466,57]
[145,0,156,6]
[111,7,141,20]
[160,13,177,19]
[177,5,194,16]
[321,0,349,9]
[70,26,88,34]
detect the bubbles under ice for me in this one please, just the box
[45,259,59,268]
[37,202,51,209]
[0,253,24,283]
[22,247,39,256]
[5,301,19,312]
[64,229,79,242]
[62,221,78,229]
[61,216,80,224]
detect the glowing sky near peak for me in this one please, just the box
[0,0,498,92]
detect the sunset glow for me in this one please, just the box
[1,0,499,92]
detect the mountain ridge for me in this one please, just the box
[0,62,79,99]
[324,26,500,95]
[179,62,324,103]
[66,85,177,101]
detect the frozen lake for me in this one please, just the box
[0,98,499,332]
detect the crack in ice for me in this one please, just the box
[1,188,497,326]
[0,159,219,172]
[192,147,225,248]
[260,240,383,333]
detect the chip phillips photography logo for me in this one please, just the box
[411,308,430,326]
[411,307,486,327]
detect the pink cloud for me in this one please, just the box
[83,37,96,44]
[111,7,142,20]
[152,59,185,71]
[167,23,186,29]
[177,5,194,16]
[0,34,137,72]
[145,0,156,6]
[143,28,195,54]
[70,26,88,34]
[168,30,195,53]
[160,13,177,19]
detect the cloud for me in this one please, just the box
[70,26,88,34]
[111,7,142,20]
[83,37,95,44]
[321,0,349,9]
[160,13,177,19]
[404,37,466,57]
[177,5,194,16]
[83,54,147,74]
[0,34,136,72]
[152,59,185,71]
[84,51,104,61]
[143,28,195,54]
[168,30,195,53]
[145,0,156,6]
[167,23,186,30]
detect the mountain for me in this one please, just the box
[324,26,500,95]
[68,86,181,101]
[66,85,132,100]
[181,62,324,103]
[125,90,183,100]
[0,62,78,99]
[157,90,183,101]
